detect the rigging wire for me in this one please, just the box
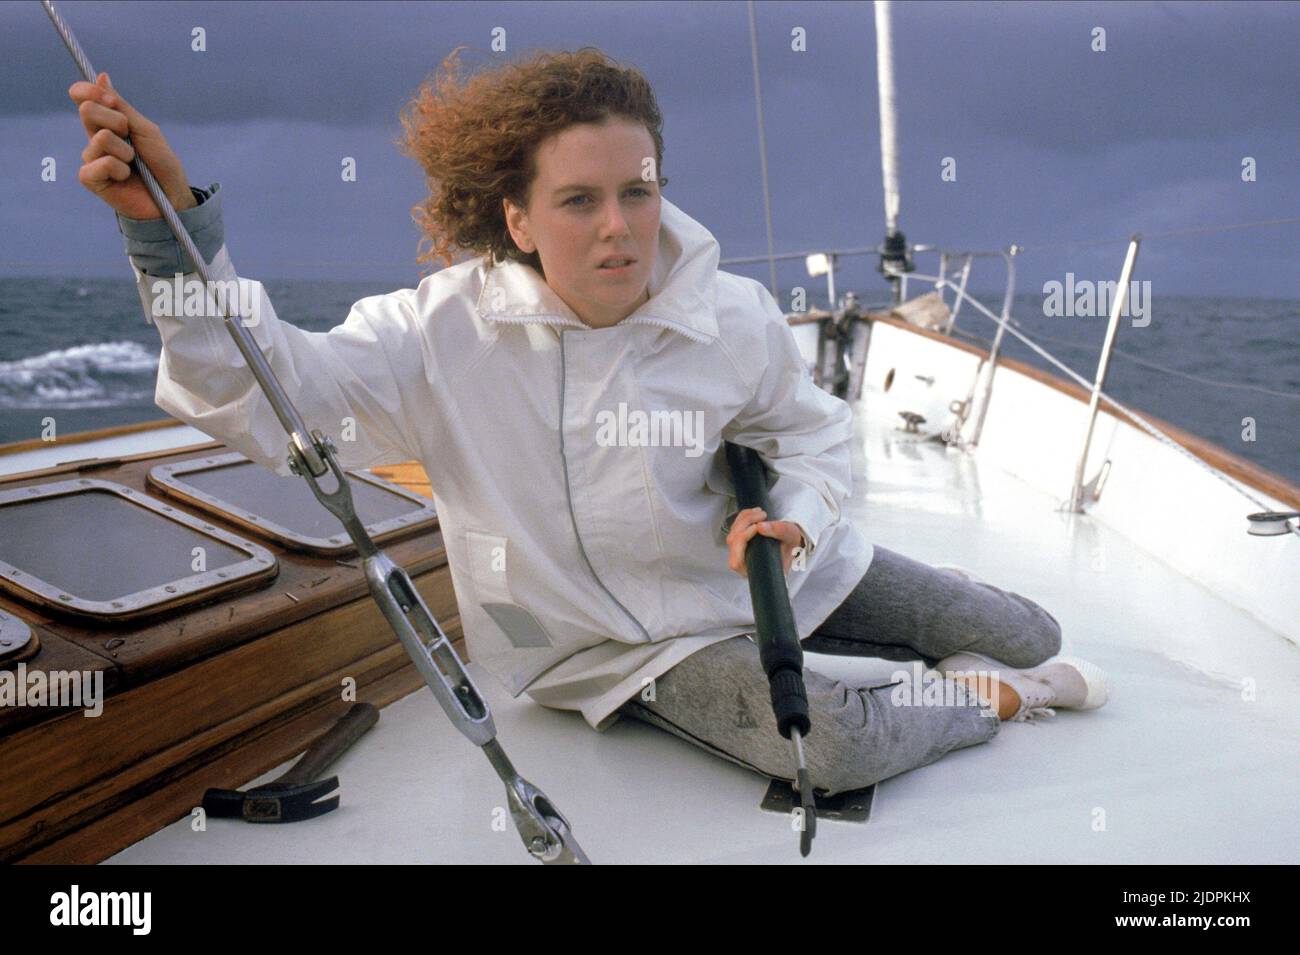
[916,272,1286,514]
[1012,216,1300,253]
[954,321,1300,403]
[746,0,779,299]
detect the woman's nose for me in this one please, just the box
[600,200,632,237]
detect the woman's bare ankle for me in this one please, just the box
[950,672,1020,720]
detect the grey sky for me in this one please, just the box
[3,0,1297,299]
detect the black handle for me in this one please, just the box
[277,702,380,786]
[724,442,811,739]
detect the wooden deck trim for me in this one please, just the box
[0,567,463,863]
[0,416,184,458]
[0,440,226,486]
[16,652,438,864]
[0,432,462,862]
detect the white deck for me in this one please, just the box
[107,389,1300,865]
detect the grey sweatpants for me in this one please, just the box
[618,546,1062,794]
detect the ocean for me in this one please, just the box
[0,276,1296,488]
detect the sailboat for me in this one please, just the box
[2,1,1296,864]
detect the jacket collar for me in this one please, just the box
[475,197,720,343]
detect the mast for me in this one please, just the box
[874,0,913,304]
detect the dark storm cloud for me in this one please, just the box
[7,1,1293,143]
[2,0,1296,296]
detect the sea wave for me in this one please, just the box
[0,340,158,409]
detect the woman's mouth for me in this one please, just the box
[597,257,636,275]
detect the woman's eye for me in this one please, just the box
[565,188,652,208]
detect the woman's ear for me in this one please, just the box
[502,197,534,254]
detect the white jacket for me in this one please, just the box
[125,192,874,730]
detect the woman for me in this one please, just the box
[69,47,1107,798]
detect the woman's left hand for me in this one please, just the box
[726,507,806,578]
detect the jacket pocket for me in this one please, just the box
[465,529,555,649]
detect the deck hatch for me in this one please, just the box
[146,453,437,555]
[0,478,278,622]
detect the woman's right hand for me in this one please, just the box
[69,72,195,220]
[726,506,803,578]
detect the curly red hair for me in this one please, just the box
[395,46,668,277]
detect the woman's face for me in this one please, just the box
[504,117,661,329]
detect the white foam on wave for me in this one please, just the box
[0,341,158,409]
